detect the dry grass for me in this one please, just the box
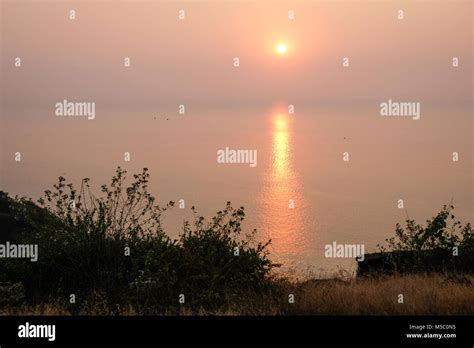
[1,303,72,316]
[2,274,473,316]
[288,274,474,315]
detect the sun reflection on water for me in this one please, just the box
[273,114,290,179]
[258,110,307,268]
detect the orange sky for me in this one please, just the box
[2,0,472,107]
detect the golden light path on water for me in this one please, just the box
[273,114,290,179]
[258,110,307,269]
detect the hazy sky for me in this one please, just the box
[2,0,473,108]
[1,1,472,271]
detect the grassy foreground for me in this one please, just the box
[2,274,473,315]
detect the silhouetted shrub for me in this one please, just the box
[368,205,474,275]
[0,168,276,313]
[0,282,24,308]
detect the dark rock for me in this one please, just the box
[356,248,472,277]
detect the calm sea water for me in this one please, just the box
[1,102,472,277]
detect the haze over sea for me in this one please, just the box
[1,1,472,276]
[2,101,472,275]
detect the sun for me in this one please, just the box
[276,43,287,55]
